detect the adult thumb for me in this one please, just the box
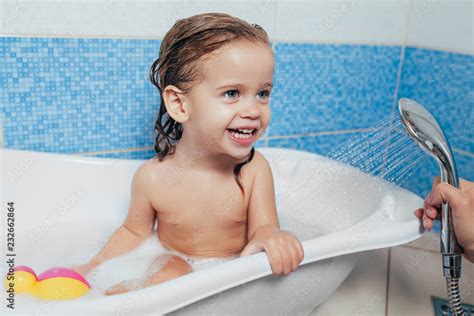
[429,182,465,210]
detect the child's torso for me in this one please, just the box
[150,162,253,258]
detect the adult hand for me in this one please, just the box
[414,177,474,263]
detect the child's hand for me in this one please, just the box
[240,224,304,275]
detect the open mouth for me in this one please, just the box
[226,128,257,139]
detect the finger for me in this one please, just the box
[422,197,441,221]
[278,239,292,275]
[424,176,442,207]
[422,211,434,230]
[287,238,301,271]
[423,196,441,211]
[430,182,466,209]
[265,241,283,275]
[295,237,305,262]
[286,231,304,265]
[425,207,438,220]
[414,208,423,218]
[423,197,432,209]
[286,232,304,263]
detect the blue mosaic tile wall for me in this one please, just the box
[83,139,266,160]
[0,37,160,153]
[398,47,473,153]
[271,43,400,136]
[268,132,357,156]
[1,37,473,203]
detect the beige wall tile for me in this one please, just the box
[405,231,439,252]
[310,249,389,316]
[387,246,474,315]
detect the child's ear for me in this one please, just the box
[162,85,191,123]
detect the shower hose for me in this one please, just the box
[444,254,465,316]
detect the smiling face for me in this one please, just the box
[179,41,274,160]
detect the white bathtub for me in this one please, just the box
[0,147,424,315]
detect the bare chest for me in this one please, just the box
[152,176,250,232]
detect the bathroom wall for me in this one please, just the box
[1,0,472,197]
[1,1,473,315]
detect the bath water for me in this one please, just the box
[9,220,234,303]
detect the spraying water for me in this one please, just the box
[327,117,429,187]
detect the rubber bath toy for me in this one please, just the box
[4,265,90,300]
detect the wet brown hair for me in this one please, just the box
[149,12,271,193]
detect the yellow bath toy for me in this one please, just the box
[4,265,90,300]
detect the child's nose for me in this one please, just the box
[240,100,261,119]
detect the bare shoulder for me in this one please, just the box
[131,157,167,193]
[241,149,272,180]
[251,149,271,168]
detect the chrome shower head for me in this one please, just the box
[398,98,459,189]
[398,98,463,276]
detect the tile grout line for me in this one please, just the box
[381,0,410,180]
[0,34,163,40]
[72,146,154,156]
[267,0,278,150]
[265,0,276,150]
[33,139,474,159]
[392,43,474,57]
[266,37,278,148]
[453,147,474,158]
[267,128,372,140]
[386,7,411,312]
[1,37,471,56]
[0,33,440,51]
[72,128,373,156]
[385,5,408,312]
[385,247,392,316]
[402,244,440,254]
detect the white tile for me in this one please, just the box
[387,245,474,315]
[310,249,389,316]
[407,0,473,54]
[274,0,410,46]
[0,0,276,40]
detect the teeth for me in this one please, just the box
[237,129,254,134]
[230,130,254,139]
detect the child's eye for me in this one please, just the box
[257,89,271,99]
[224,90,240,99]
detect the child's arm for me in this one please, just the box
[72,163,156,274]
[240,151,304,275]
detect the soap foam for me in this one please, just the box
[12,222,239,301]
[88,235,238,296]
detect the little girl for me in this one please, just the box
[72,12,304,296]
